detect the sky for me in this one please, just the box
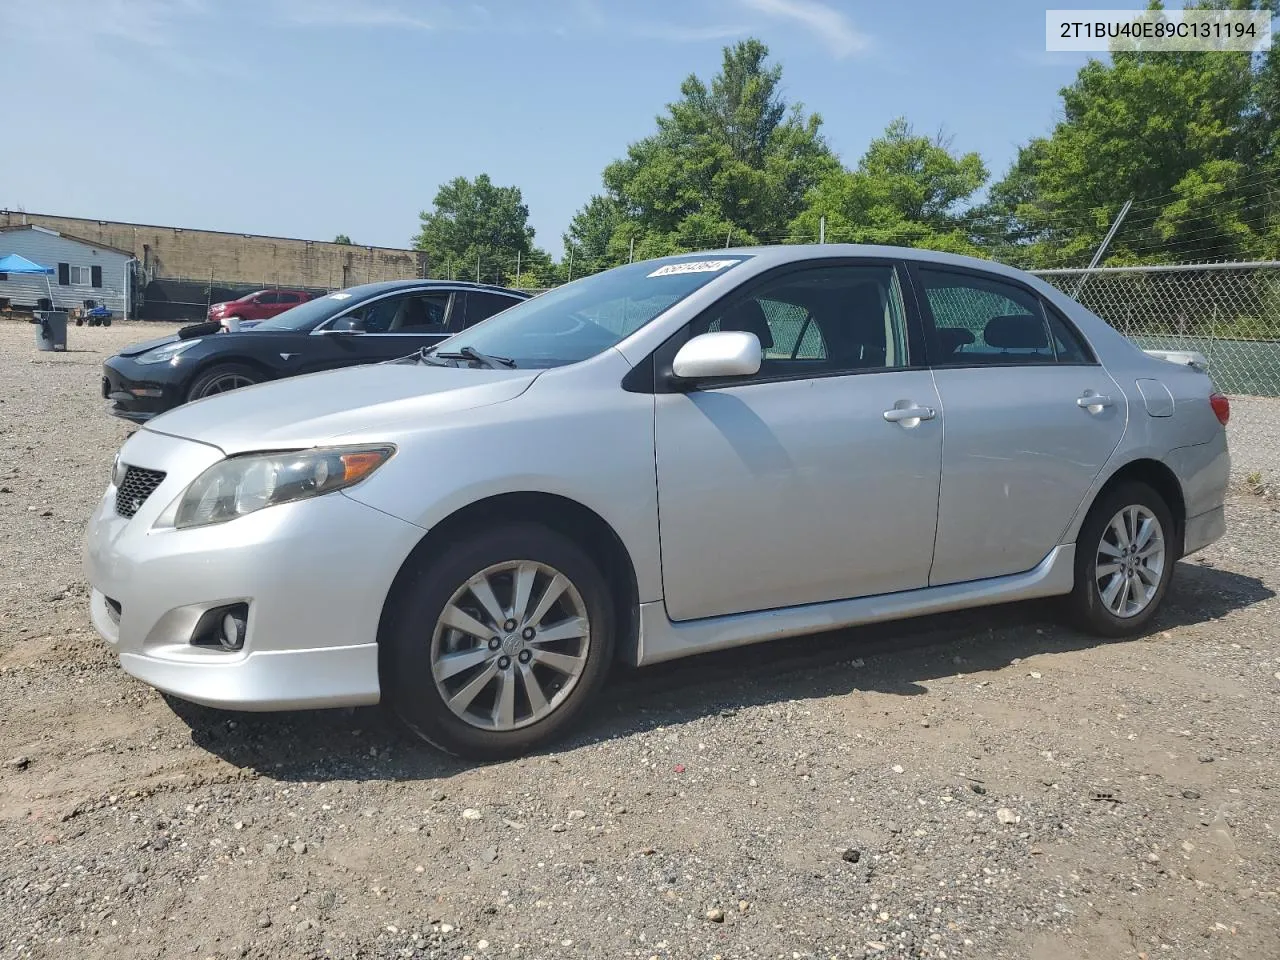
[0,1,1110,255]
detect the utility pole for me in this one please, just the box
[1074,199,1132,299]
[819,216,826,244]
[725,229,732,249]
[476,251,481,284]
[515,250,521,281]
[628,237,635,264]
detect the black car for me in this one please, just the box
[102,280,529,422]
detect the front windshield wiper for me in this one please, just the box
[430,345,517,369]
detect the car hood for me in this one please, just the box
[118,333,181,357]
[118,328,277,358]
[142,363,541,454]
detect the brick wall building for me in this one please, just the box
[0,210,426,290]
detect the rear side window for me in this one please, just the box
[918,268,1091,366]
[463,292,522,328]
[1045,306,1095,363]
[256,292,280,305]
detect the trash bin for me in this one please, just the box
[34,311,68,352]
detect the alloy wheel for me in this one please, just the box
[198,373,255,396]
[430,560,591,731]
[1095,504,1165,618]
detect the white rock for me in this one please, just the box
[462,809,482,821]
[996,808,1019,824]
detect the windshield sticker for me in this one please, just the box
[329,292,353,300]
[647,259,741,278]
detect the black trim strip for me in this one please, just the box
[625,257,927,395]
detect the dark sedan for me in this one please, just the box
[102,280,529,422]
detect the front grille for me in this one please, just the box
[115,466,166,518]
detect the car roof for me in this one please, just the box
[655,243,1032,281]
[332,279,530,298]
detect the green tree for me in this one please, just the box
[413,174,537,284]
[792,118,988,254]
[575,39,838,258]
[983,1,1257,265]
[333,233,353,244]
[563,195,622,273]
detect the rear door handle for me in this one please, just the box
[883,405,936,424]
[1076,394,1114,410]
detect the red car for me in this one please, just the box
[207,289,315,324]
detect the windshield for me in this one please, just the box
[433,256,750,368]
[253,290,359,331]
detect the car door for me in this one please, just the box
[296,292,432,374]
[248,292,279,319]
[654,260,943,622]
[360,290,456,361]
[908,263,1128,586]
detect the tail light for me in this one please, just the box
[1209,391,1230,426]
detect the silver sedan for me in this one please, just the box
[84,245,1231,758]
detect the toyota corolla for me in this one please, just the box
[84,245,1230,758]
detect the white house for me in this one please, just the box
[0,225,134,315]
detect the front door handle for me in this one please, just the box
[883,404,936,424]
[1076,393,1114,411]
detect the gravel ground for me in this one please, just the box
[2,320,1279,960]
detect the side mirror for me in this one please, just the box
[671,331,762,382]
[325,315,366,334]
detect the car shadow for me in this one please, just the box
[167,560,1273,783]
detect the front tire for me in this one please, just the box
[1066,481,1176,637]
[384,523,615,759]
[186,362,260,401]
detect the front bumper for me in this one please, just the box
[84,428,426,710]
[102,354,186,422]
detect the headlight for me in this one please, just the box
[136,339,200,364]
[155,445,394,530]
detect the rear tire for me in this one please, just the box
[186,362,261,401]
[383,523,614,760]
[1066,481,1176,638]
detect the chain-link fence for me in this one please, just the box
[137,277,337,321]
[1031,261,1280,396]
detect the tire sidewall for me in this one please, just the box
[1071,481,1176,637]
[384,523,615,760]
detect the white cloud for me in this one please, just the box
[0,0,205,49]
[741,0,869,58]
[274,0,435,30]
[633,22,750,43]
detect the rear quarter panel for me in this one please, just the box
[1025,278,1229,543]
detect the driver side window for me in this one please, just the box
[331,295,402,333]
[693,264,910,379]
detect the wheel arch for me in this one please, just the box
[1079,457,1187,558]
[376,491,641,672]
[186,355,276,393]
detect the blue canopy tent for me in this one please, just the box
[0,253,56,304]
